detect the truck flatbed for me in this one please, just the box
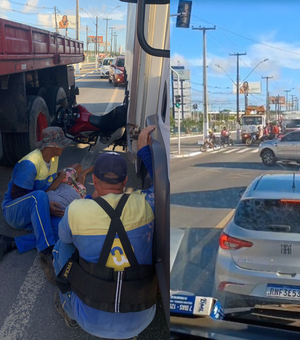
[0,18,84,76]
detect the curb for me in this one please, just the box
[170,151,202,159]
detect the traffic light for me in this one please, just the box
[176,1,192,28]
[175,95,181,108]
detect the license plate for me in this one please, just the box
[266,284,300,299]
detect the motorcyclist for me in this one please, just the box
[257,126,264,141]
[221,126,230,144]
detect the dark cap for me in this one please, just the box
[94,152,127,184]
[36,127,71,150]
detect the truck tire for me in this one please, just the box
[13,96,50,160]
[44,87,67,125]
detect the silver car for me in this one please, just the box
[214,173,300,307]
[259,130,300,166]
[100,58,114,78]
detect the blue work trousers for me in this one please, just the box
[3,190,60,253]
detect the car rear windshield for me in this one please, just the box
[116,59,124,67]
[234,199,300,233]
[103,59,113,65]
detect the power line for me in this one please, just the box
[192,14,300,57]
[0,6,53,14]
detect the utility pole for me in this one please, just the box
[95,16,98,68]
[110,27,114,56]
[192,26,216,139]
[291,94,294,110]
[230,52,246,141]
[86,25,89,63]
[104,18,111,56]
[75,0,80,74]
[262,76,273,122]
[54,6,58,33]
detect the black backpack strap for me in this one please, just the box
[94,194,139,270]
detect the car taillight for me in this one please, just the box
[218,281,244,291]
[219,233,253,250]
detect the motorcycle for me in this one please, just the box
[55,87,127,150]
[220,133,234,147]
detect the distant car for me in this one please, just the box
[109,56,125,86]
[259,130,300,166]
[214,174,300,307]
[100,58,114,78]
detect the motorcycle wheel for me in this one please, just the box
[200,145,207,152]
[245,138,253,146]
[229,139,234,146]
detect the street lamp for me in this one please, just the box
[241,58,269,83]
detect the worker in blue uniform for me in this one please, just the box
[1,126,71,283]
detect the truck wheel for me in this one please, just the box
[13,96,50,160]
[44,87,67,124]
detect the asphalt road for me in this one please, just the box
[0,64,168,340]
[170,138,299,307]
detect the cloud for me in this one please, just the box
[0,0,11,14]
[171,53,190,67]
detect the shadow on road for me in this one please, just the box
[170,186,246,209]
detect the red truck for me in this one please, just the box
[0,18,84,166]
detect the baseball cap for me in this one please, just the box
[36,127,72,150]
[94,152,127,184]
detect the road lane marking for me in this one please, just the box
[251,149,259,153]
[223,148,238,154]
[0,256,46,339]
[237,148,249,153]
[171,209,235,282]
[104,87,119,113]
[210,149,224,154]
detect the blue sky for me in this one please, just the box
[0,0,127,53]
[171,0,300,112]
